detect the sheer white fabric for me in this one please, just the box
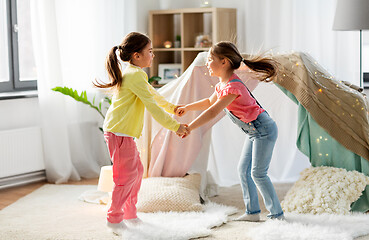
[239,0,360,86]
[30,0,134,183]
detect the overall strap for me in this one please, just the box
[228,79,263,109]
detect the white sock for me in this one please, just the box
[107,221,127,236]
[233,213,260,222]
[124,217,143,227]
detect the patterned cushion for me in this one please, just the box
[137,173,202,212]
[281,166,369,214]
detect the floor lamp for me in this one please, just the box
[332,0,369,88]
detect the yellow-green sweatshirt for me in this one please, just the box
[103,64,180,138]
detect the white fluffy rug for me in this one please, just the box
[248,213,369,240]
[125,202,237,240]
[0,184,237,240]
[1,184,369,240]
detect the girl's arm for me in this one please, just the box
[187,93,237,131]
[148,84,177,114]
[176,92,218,116]
[128,71,180,132]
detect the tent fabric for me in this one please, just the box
[277,85,369,212]
[270,52,369,211]
[272,52,369,162]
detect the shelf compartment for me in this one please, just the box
[183,50,208,70]
[150,51,181,77]
[182,12,213,48]
[150,13,180,48]
[149,8,237,80]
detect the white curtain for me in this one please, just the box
[30,0,135,183]
[239,0,360,87]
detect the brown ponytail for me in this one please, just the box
[242,57,277,82]
[210,41,277,82]
[93,46,123,89]
[93,32,151,89]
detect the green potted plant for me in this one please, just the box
[51,86,111,133]
[175,35,181,48]
[148,76,162,86]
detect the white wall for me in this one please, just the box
[136,0,158,33]
[0,98,41,131]
[363,31,369,73]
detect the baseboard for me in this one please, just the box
[0,170,46,190]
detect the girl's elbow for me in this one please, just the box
[208,109,220,119]
[207,99,213,108]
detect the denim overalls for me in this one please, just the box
[224,79,283,218]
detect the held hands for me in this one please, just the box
[174,105,187,117]
[176,124,190,138]
[180,125,191,138]
[174,105,191,138]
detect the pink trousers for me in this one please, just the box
[104,132,144,223]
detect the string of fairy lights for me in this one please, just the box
[270,50,369,161]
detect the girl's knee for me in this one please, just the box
[251,170,267,181]
[238,168,251,179]
[114,171,138,186]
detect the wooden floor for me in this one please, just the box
[0,178,99,210]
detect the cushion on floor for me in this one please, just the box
[137,173,202,212]
[281,166,369,214]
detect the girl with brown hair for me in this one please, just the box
[177,41,284,221]
[94,32,189,235]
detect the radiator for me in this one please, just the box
[0,127,46,189]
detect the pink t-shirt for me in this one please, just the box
[215,73,264,123]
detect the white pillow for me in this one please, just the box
[136,173,202,213]
[281,166,369,214]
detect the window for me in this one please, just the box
[0,0,37,93]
